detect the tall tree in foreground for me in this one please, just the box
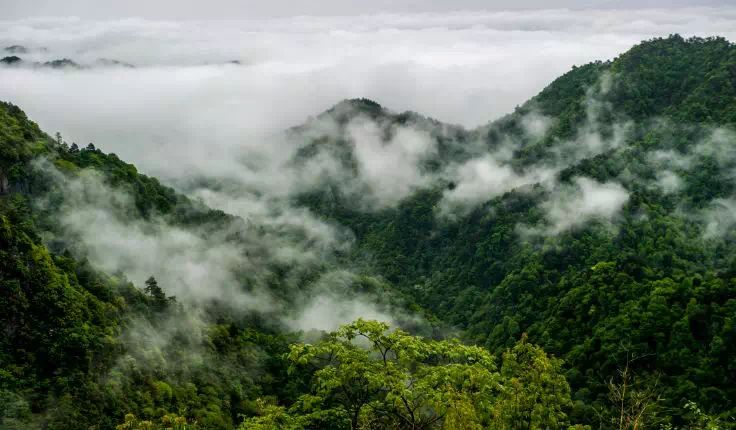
[241,319,574,429]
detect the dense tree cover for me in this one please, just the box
[295,36,736,426]
[0,102,297,429]
[0,102,430,429]
[1,193,125,429]
[0,101,46,194]
[0,190,297,429]
[2,35,736,429]
[241,319,574,430]
[116,413,195,430]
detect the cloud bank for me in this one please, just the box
[0,8,728,224]
[2,8,736,141]
[1,8,724,210]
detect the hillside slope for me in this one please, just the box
[295,35,736,424]
[0,102,304,429]
[0,101,579,430]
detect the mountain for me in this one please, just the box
[0,56,23,66]
[0,102,283,430]
[0,56,135,70]
[1,35,735,429]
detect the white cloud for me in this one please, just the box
[2,8,735,140]
[703,198,736,239]
[0,9,731,212]
[2,1,733,20]
[541,177,630,234]
[37,164,278,311]
[287,294,394,332]
[438,154,555,217]
[437,72,631,218]
[520,111,554,139]
[34,159,421,335]
[347,117,437,207]
[656,170,682,194]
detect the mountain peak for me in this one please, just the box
[328,98,384,116]
[308,98,388,125]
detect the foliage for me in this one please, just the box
[241,320,573,429]
[295,36,736,426]
[116,413,197,430]
[0,103,293,429]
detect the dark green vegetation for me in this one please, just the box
[243,320,574,430]
[1,35,735,429]
[0,101,301,429]
[295,35,736,426]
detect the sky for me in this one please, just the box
[2,0,733,19]
[2,3,731,216]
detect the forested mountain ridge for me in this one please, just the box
[293,35,736,425]
[0,101,577,429]
[0,101,296,429]
[1,34,735,429]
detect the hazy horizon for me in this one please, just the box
[2,0,734,19]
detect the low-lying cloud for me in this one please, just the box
[0,8,732,218]
[348,117,437,207]
[438,155,555,217]
[1,8,735,178]
[38,163,277,311]
[36,161,419,334]
[542,177,630,234]
[703,198,736,239]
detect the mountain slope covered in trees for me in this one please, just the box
[1,35,735,429]
[294,35,736,426]
[0,100,577,429]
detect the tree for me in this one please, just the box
[237,400,306,430]
[144,276,169,312]
[241,320,574,430]
[116,413,195,430]
[594,353,665,430]
[492,334,574,429]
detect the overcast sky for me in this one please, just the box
[2,0,733,19]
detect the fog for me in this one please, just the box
[543,177,630,234]
[3,8,730,201]
[35,160,418,335]
[4,7,736,332]
[2,8,736,146]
